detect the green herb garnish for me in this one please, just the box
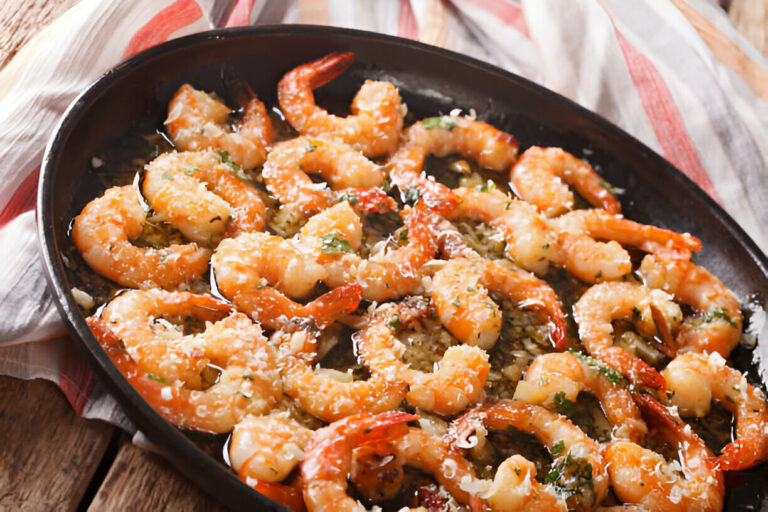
[320,230,354,255]
[422,116,458,130]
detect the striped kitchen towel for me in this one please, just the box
[0,0,765,429]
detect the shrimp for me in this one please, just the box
[388,115,518,215]
[572,282,685,389]
[262,137,387,218]
[230,413,312,483]
[605,393,724,512]
[165,83,273,169]
[278,52,404,158]
[277,326,408,423]
[450,400,609,511]
[513,352,647,443]
[355,298,490,416]
[301,412,482,512]
[638,255,742,357]
[71,185,210,289]
[551,210,701,261]
[430,257,566,350]
[92,290,281,433]
[300,202,437,302]
[142,150,266,245]
[662,352,768,470]
[510,146,621,217]
[211,232,328,329]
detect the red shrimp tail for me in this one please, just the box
[360,411,419,443]
[305,51,354,89]
[417,179,460,216]
[597,347,666,391]
[244,478,306,512]
[719,439,768,471]
[306,283,363,329]
[339,187,396,213]
[635,392,682,432]
[549,317,568,350]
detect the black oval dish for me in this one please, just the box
[38,25,768,510]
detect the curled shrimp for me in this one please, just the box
[92,290,281,433]
[71,185,210,289]
[142,150,266,245]
[430,257,566,350]
[551,209,701,261]
[165,83,273,169]
[638,255,742,357]
[277,323,408,423]
[262,136,389,218]
[212,232,328,329]
[605,393,724,512]
[510,146,621,217]
[450,400,609,511]
[355,298,490,416]
[388,115,518,214]
[662,352,768,470]
[230,413,312,483]
[300,201,437,302]
[573,282,684,390]
[278,52,404,158]
[513,352,647,443]
[301,412,482,512]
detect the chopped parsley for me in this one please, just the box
[388,315,402,331]
[422,116,458,130]
[451,296,462,308]
[242,373,254,380]
[306,142,317,153]
[632,307,641,323]
[184,167,198,176]
[706,307,738,328]
[598,179,621,198]
[217,150,248,180]
[146,373,171,385]
[466,286,476,292]
[404,186,422,207]
[335,192,359,205]
[569,349,627,386]
[551,440,565,456]
[320,230,354,255]
[475,180,497,192]
[514,467,522,476]
[542,243,550,249]
[398,228,409,241]
[161,171,174,180]
[545,451,595,500]
[236,391,252,399]
[554,391,576,418]
[595,270,603,279]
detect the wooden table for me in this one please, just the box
[1,1,766,510]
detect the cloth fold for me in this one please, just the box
[1,0,765,427]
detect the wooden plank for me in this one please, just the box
[0,376,114,511]
[0,0,78,72]
[87,441,227,511]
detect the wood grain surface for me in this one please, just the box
[0,0,765,511]
[0,376,114,511]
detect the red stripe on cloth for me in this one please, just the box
[398,0,419,40]
[59,336,97,416]
[223,0,255,27]
[122,0,204,59]
[0,167,39,230]
[462,0,529,39]
[608,18,720,202]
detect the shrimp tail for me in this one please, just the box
[359,411,419,443]
[338,187,396,214]
[244,478,307,512]
[718,439,768,471]
[550,318,568,350]
[304,51,354,89]
[596,347,666,391]
[305,283,363,329]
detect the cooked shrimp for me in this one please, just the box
[355,298,490,416]
[638,255,742,357]
[300,202,437,302]
[450,400,609,511]
[605,393,724,512]
[230,413,312,483]
[513,352,647,443]
[449,187,629,280]
[510,146,621,217]
[277,327,408,423]
[302,412,482,511]
[262,137,386,218]
[430,257,566,350]
[573,282,684,389]
[142,150,266,244]
[212,232,327,329]
[663,352,768,470]
[71,185,210,289]
[165,83,273,169]
[551,209,701,261]
[93,290,281,433]
[278,52,404,158]
[388,115,518,214]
